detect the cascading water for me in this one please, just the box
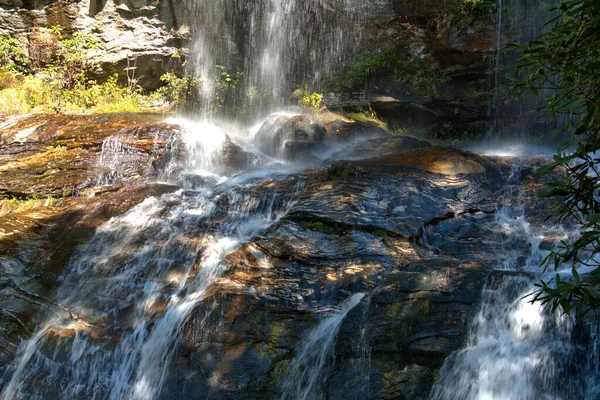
[1,119,306,400]
[279,293,365,400]
[183,0,368,116]
[428,162,600,400]
[490,0,567,141]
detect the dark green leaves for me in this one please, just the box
[508,0,600,318]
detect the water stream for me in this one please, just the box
[184,0,368,115]
[1,118,306,400]
[279,293,366,400]
[428,162,600,400]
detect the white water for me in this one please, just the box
[1,116,306,400]
[184,0,367,114]
[429,163,600,400]
[280,293,366,400]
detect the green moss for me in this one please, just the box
[0,196,57,217]
[389,302,403,317]
[273,359,291,382]
[303,221,340,234]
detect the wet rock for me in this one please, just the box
[354,147,494,176]
[0,113,178,199]
[0,114,560,399]
[0,183,178,375]
[253,114,326,160]
[162,151,552,399]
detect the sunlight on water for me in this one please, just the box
[429,158,598,400]
[1,111,306,399]
[471,143,555,158]
[280,293,366,400]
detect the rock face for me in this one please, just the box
[0,0,188,89]
[160,151,555,399]
[0,113,182,373]
[0,113,178,198]
[0,114,560,399]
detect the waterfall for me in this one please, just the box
[279,293,366,400]
[490,0,566,140]
[1,118,306,400]
[183,0,368,116]
[428,162,600,400]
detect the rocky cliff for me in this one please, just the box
[0,0,188,88]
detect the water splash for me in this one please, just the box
[429,276,573,400]
[429,160,599,400]
[279,293,365,400]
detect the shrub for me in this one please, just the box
[156,71,200,110]
[460,0,496,19]
[0,37,30,74]
[507,0,600,317]
[298,91,324,113]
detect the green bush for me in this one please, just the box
[460,0,496,19]
[0,37,30,74]
[157,71,200,110]
[298,91,324,113]
[507,0,600,317]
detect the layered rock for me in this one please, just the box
[161,150,556,399]
[0,0,188,88]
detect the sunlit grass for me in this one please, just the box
[347,111,389,132]
[0,71,164,115]
[0,196,56,217]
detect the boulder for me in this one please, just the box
[253,114,326,160]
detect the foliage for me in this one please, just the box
[0,37,29,74]
[506,0,600,317]
[459,0,496,19]
[156,71,200,110]
[211,65,245,117]
[55,32,101,89]
[298,91,324,113]
[0,28,193,114]
[336,50,450,96]
[347,106,389,132]
[0,196,56,217]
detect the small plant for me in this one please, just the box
[298,91,324,113]
[0,196,57,217]
[54,32,101,89]
[0,37,30,74]
[211,65,245,116]
[157,71,200,110]
[348,106,389,132]
[335,50,450,96]
[460,0,496,19]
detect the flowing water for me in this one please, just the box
[490,0,567,140]
[183,0,369,115]
[429,162,600,400]
[279,293,366,400]
[1,117,307,400]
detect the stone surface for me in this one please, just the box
[0,0,188,89]
[160,149,556,399]
[253,114,327,160]
[0,114,561,399]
